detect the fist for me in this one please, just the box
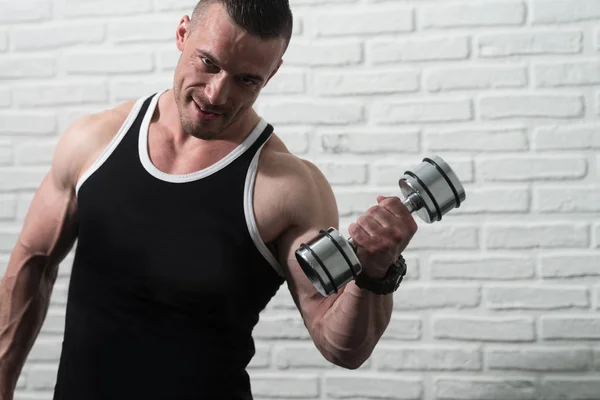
[348,195,418,278]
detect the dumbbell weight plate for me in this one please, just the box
[399,156,465,224]
[296,228,361,297]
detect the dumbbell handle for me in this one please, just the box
[347,192,421,252]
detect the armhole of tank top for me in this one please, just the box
[74,94,150,197]
[244,145,285,278]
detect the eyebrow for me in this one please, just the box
[197,49,265,83]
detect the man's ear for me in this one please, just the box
[176,16,192,51]
[264,59,284,87]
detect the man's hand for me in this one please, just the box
[348,195,418,279]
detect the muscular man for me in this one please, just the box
[0,1,417,399]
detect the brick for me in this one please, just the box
[478,31,583,57]
[426,65,527,92]
[535,61,600,88]
[16,192,34,222]
[16,374,26,390]
[0,140,12,166]
[315,70,419,96]
[12,23,105,51]
[291,0,355,4]
[541,378,600,399]
[433,316,535,342]
[39,308,66,335]
[17,140,58,166]
[0,29,7,52]
[110,77,172,102]
[542,316,600,340]
[274,343,339,369]
[0,194,17,220]
[478,155,587,181]
[320,129,420,154]
[261,71,305,95]
[258,100,363,125]
[382,316,422,340]
[315,8,413,36]
[369,36,470,64]
[315,162,368,185]
[0,229,18,252]
[325,374,423,399]
[253,315,311,340]
[480,94,584,119]
[0,0,52,22]
[27,338,63,361]
[430,255,535,281]
[372,99,473,124]
[487,347,591,371]
[250,374,319,398]
[484,285,589,309]
[108,18,175,43]
[534,125,600,150]
[0,56,56,79]
[157,47,180,71]
[425,126,528,151]
[63,50,154,75]
[374,345,482,371]
[28,365,59,390]
[533,0,600,24]
[536,186,600,213]
[407,225,479,250]
[435,378,536,400]
[450,187,530,214]
[247,343,271,369]
[60,0,152,17]
[0,169,47,192]
[421,1,526,28]
[373,158,474,187]
[275,130,310,155]
[14,82,108,108]
[393,285,480,310]
[0,87,11,107]
[109,77,173,102]
[284,40,362,66]
[486,223,589,249]
[12,393,53,400]
[0,112,56,136]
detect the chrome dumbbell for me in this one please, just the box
[295,156,466,297]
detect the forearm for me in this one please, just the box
[0,246,55,396]
[316,280,393,369]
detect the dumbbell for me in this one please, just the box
[295,156,466,297]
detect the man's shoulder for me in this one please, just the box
[258,134,338,225]
[56,100,138,189]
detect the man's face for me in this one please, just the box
[173,4,285,140]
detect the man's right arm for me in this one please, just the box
[0,115,94,399]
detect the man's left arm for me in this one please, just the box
[275,161,418,369]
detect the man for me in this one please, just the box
[0,0,418,399]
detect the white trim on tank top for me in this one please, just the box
[244,147,285,277]
[138,89,268,183]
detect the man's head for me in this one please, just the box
[173,0,293,141]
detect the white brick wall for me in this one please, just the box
[0,0,599,399]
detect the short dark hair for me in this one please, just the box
[190,0,294,52]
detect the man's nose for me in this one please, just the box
[205,73,229,106]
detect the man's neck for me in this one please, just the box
[156,89,260,151]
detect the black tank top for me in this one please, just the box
[53,91,286,400]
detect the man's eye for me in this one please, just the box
[202,58,215,67]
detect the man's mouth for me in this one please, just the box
[193,100,222,116]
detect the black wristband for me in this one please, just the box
[355,255,407,295]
